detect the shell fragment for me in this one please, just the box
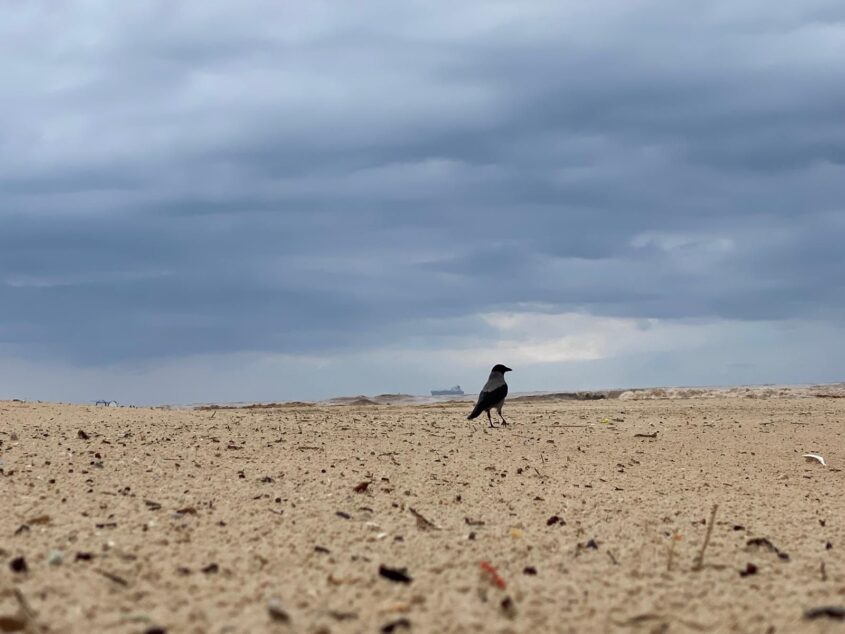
[802,453,827,466]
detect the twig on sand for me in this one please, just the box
[693,504,718,571]
[14,589,36,622]
[666,531,681,572]
[96,568,129,586]
[378,452,401,466]
[532,452,549,479]
[533,467,548,480]
[409,507,441,531]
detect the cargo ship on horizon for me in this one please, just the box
[430,385,465,396]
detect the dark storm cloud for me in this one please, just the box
[2,0,844,370]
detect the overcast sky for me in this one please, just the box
[2,1,844,404]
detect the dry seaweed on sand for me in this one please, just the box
[804,606,845,620]
[379,565,412,583]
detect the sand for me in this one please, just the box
[2,395,844,633]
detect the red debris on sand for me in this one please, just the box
[480,561,506,589]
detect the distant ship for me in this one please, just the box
[431,385,464,396]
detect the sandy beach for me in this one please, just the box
[2,392,844,633]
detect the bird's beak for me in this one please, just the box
[504,367,512,372]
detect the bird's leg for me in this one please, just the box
[495,405,507,426]
[487,410,496,428]
[499,412,508,426]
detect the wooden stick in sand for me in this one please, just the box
[693,504,718,571]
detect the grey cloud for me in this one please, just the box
[1,1,844,400]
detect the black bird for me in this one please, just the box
[467,364,512,427]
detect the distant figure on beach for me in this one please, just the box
[467,364,512,427]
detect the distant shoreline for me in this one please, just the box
[5,381,843,410]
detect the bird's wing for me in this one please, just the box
[467,384,508,419]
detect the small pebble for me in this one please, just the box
[48,550,64,566]
[501,596,517,619]
[381,618,411,633]
[739,562,758,577]
[267,598,290,623]
[10,556,28,573]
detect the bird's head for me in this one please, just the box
[491,364,512,374]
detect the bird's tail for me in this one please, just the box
[467,404,483,420]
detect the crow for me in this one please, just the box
[467,364,512,427]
